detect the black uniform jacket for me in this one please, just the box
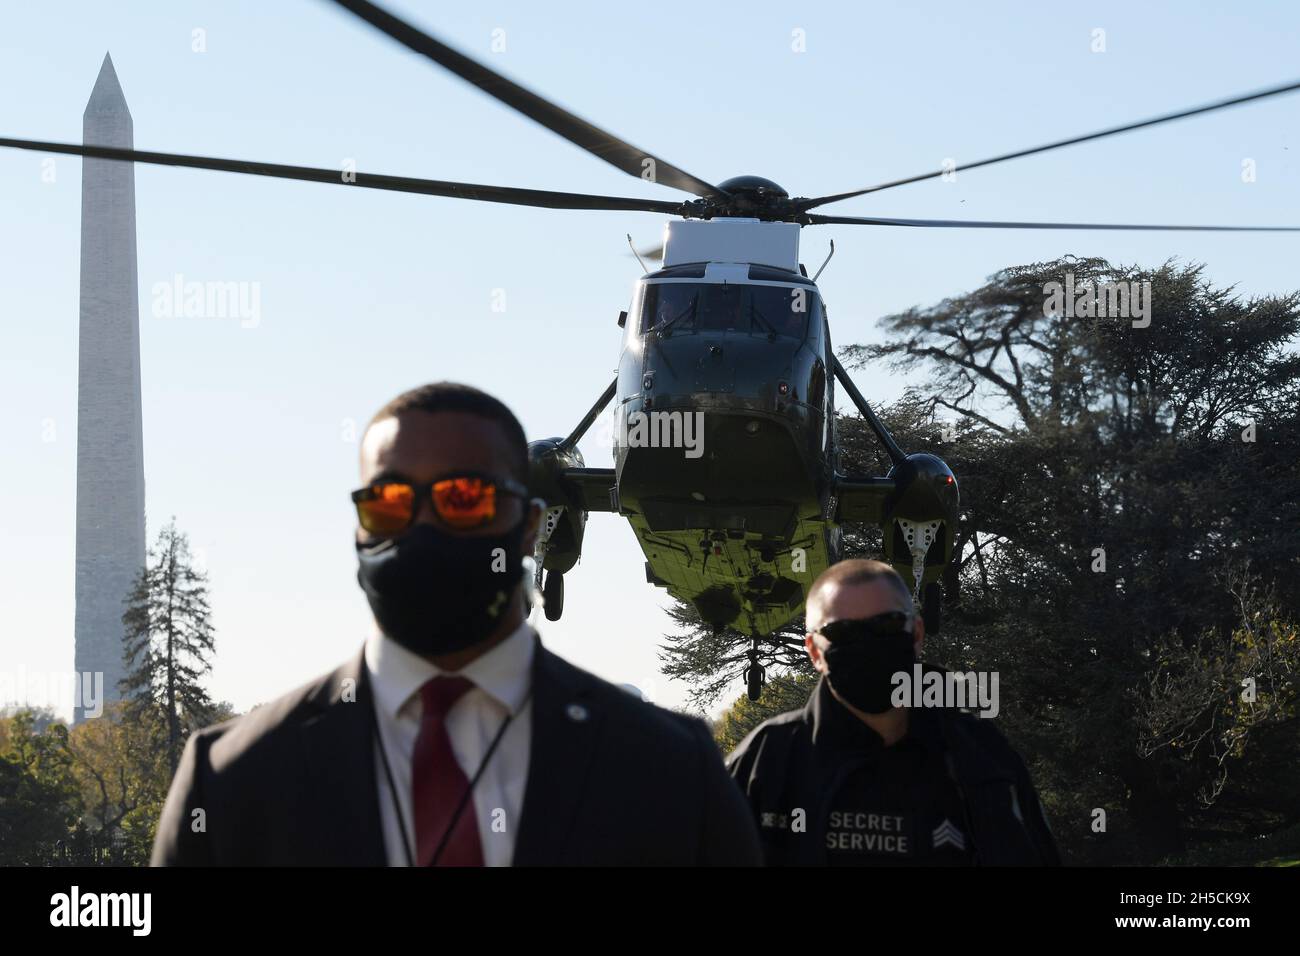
[726,668,1061,866]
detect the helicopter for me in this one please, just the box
[6,0,1300,700]
[526,207,961,693]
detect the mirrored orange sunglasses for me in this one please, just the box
[351,473,529,535]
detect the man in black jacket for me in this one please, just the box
[726,559,1060,866]
[152,382,760,866]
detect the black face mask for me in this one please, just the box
[356,518,527,657]
[819,614,918,714]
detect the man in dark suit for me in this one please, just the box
[152,382,760,866]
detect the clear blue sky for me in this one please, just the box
[3,0,1299,721]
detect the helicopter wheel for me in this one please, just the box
[543,571,565,621]
[922,581,942,635]
[743,638,766,701]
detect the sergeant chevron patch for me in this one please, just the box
[932,819,966,851]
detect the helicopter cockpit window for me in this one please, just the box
[640,283,809,340]
[751,285,810,340]
[642,283,701,335]
[697,283,746,332]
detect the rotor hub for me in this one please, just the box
[716,175,789,201]
[684,175,808,223]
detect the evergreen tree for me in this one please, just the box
[120,519,217,776]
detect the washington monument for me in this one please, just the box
[74,53,145,723]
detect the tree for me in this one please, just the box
[63,700,172,865]
[120,518,217,777]
[0,710,79,865]
[847,256,1300,861]
[714,672,818,754]
[1135,568,1299,813]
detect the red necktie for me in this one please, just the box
[412,675,484,867]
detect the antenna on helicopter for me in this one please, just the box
[812,240,836,282]
[626,234,651,274]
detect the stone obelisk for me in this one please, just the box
[74,53,146,723]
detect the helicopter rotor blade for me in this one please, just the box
[804,213,1300,233]
[799,77,1300,210]
[0,137,686,213]
[325,0,726,200]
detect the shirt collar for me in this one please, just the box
[364,620,536,721]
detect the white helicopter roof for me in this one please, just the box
[661,218,801,272]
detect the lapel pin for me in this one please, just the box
[565,703,589,722]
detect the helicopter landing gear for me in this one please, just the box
[543,570,565,621]
[743,636,766,701]
[896,517,941,596]
[922,581,941,635]
[530,504,565,621]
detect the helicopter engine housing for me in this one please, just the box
[527,438,588,574]
[880,453,959,596]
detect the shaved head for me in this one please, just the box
[805,559,914,632]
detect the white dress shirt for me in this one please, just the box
[365,621,535,866]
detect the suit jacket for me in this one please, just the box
[151,636,761,866]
